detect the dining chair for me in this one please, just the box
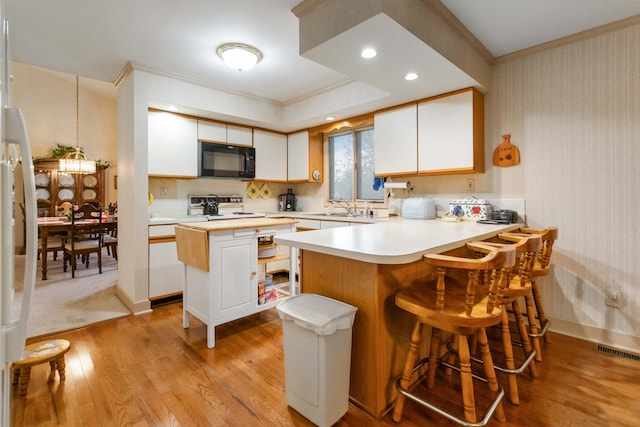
[392,243,515,426]
[21,202,64,260]
[103,223,118,260]
[62,203,103,278]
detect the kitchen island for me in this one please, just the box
[175,217,298,348]
[274,219,520,419]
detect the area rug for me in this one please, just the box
[12,252,130,338]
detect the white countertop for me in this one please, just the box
[274,219,521,265]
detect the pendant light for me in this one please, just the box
[59,75,96,174]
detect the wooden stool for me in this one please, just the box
[12,339,71,396]
[469,233,541,405]
[392,243,515,426]
[511,227,558,362]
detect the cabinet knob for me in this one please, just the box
[252,271,257,276]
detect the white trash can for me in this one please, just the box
[277,294,357,427]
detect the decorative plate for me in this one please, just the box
[58,188,74,201]
[82,175,98,188]
[35,173,50,187]
[259,183,271,199]
[82,189,97,200]
[35,188,50,200]
[58,173,75,188]
[245,182,259,199]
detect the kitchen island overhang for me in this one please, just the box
[274,219,521,419]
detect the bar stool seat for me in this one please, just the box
[12,339,71,396]
[392,243,515,426]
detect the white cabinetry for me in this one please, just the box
[197,120,226,142]
[148,111,198,178]
[227,124,253,147]
[417,88,484,174]
[253,129,287,181]
[181,221,297,348]
[287,130,323,182]
[148,224,184,299]
[198,120,253,147]
[374,104,417,176]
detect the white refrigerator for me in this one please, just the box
[0,0,38,424]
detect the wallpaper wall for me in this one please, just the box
[486,23,640,350]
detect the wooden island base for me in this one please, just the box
[301,250,438,419]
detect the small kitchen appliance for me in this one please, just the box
[491,209,518,223]
[278,188,296,212]
[187,195,266,220]
[198,141,255,179]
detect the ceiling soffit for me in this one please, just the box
[293,0,493,93]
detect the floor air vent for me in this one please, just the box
[594,344,640,361]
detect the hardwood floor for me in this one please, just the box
[11,301,640,426]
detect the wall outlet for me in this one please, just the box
[466,178,475,193]
[605,288,621,308]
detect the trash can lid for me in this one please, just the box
[276,294,357,336]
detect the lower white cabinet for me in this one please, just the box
[149,225,185,300]
[182,221,297,348]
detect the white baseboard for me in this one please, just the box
[548,316,640,353]
[115,284,151,315]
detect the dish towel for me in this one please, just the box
[372,177,384,191]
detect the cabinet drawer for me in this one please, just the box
[149,224,176,238]
[233,226,285,238]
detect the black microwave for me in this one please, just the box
[199,141,255,179]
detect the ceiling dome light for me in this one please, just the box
[217,43,263,71]
[361,48,377,59]
[404,72,419,81]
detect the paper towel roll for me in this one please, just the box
[384,181,411,189]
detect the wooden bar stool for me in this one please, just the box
[468,233,541,405]
[12,339,71,396]
[510,227,558,362]
[392,243,515,426]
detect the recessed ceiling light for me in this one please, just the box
[361,48,377,59]
[167,105,178,111]
[404,72,419,81]
[217,43,263,71]
[326,116,335,121]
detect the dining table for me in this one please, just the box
[37,216,117,280]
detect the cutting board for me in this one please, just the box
[493,134,520,167]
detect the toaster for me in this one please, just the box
[491,209,518,223]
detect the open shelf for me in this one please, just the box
[258,253,289,265]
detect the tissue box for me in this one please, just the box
[449,198,492,221]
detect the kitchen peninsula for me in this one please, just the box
[274,220,520,418]
[175,217,298,348]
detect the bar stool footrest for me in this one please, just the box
[395,357,505,427]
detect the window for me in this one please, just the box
[328,127,383,202]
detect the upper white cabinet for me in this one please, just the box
[374,104,418,176]
[148,111,198,178]
[254,129,287,182]
[197,120,226,142]
[287,130,323,182]
[198,120,253,147]
[417,88,484,174]
[227,124,253,147]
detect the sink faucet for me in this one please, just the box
[332,200,353,216]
